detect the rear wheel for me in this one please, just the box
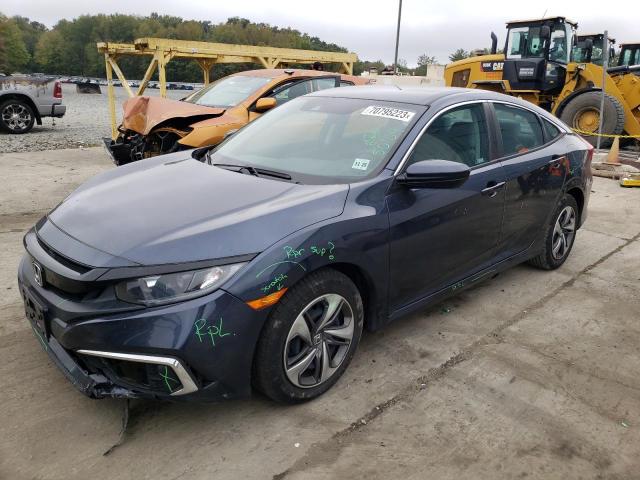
[528,194,579,270]
[559,92,624,148]
[253,269,363,403]
[0,99,35,134]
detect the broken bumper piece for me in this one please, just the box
[43,334,138,399]
[102,137,135,166]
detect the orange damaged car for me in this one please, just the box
[105,69,370,165]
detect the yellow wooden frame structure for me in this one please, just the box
[97,38,358,138]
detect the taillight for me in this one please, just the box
[53,81,62,99]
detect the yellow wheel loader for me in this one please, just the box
[444,16,640,147]
[618,42,640,68]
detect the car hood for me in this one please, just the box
[122,96,225,135]
[45,153,349,266]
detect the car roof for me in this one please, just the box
[309,85,563,125]
[233,69,365,83]
[309,85,510,106]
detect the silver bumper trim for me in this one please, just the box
[76,349,198,396]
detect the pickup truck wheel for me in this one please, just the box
[0,99,36,134]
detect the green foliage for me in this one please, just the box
[353,59,385,76]
[415,53,437,76]
[449,48,469,62]
[0,12,352,82]
[0,14,31,73]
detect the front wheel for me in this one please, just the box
[528,194,579,270]
[253,269,364,403]
[0,99,36,134]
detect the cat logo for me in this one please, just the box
[481,61,504,72]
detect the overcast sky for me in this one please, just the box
[3,0,637,66]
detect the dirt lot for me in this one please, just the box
[0,148,639,480]
[0,84,186,153]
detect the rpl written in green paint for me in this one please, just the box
[194,317,232,349]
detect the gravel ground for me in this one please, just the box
[0,83,186,153]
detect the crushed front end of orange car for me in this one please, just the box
[103,69,370,166]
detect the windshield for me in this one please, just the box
[506,24,570,63]
[210,96,424,184]
[184,75,271,107]
[506,26,545,59]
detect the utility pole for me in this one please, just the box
[393,0,403,74]
[596,29,609,151]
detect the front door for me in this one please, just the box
[387,102,506,312]
[248,76,340,122]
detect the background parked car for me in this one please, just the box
[0,76,66,134]
[104,68,371,165]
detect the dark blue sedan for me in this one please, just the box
[18,86,592,402]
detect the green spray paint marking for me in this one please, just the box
[255,261,306,278]
[284,246,304,259]
[261,273,287,294]
[194,317,232,349]
[160,365,180,393]
[31,327,47,351]
[310,241,336,260]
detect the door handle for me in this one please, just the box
[548,155,565,169]
[481,181,506,197]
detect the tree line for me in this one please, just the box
[0,13,360,81]
[1,12,486,81]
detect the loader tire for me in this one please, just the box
[559,91,625,148]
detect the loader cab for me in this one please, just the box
[503,17,576,94]
[573,34,615,66]
[618,43,640,67]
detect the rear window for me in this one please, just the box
[542,117,562,142]
[494,103,544,156]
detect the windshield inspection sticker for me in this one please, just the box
[361,105,415,122]
[352,158,370,171]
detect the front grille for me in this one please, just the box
[37,237,91,274]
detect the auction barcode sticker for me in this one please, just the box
[361,105,415,122]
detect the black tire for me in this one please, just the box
[559,91,624,148]
[253,269,364,403]
[528,194,579,270]
[0,99,36,134]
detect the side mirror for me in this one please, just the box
[396,160,470,188]
[540,25,551,41]
[255,97,277,112]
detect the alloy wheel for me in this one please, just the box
[284,293,355,388]
[551,205,576,260]
[2,103,32,132]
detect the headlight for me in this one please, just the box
[115,263,245,306]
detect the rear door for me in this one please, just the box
[387,102,506,311]
[489,102,568,259]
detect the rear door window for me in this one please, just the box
[494,103,545,156]
[541,117,562,142]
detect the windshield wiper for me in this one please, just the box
[212,162,292,181]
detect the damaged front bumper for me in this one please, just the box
[36,332,137,399]
[102,136,139,166]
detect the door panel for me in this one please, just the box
[491,103,568,258]
[387,102,505,312]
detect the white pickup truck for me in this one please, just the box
[0,75,66,134]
